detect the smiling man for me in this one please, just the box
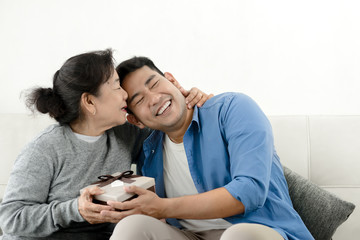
[104,57,314,240]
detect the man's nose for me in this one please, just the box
[149,92,161,106]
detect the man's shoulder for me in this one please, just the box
[200,92,253,109]
[196,92,263,124]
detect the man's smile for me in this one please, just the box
[156,100,172,116]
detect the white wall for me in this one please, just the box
[0,0,359,116]
[0,1,359,238]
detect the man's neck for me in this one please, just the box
[166,108,194,144]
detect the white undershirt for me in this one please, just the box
[73,132,103,143]
[162,134,231,231]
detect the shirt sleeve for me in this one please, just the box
[0,143,84,237]
[221,93,274,215]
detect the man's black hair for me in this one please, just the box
[116,56,164,84]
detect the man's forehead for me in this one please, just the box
[123,67,159,104]
[125,67,159,87]
[126,66,153,82]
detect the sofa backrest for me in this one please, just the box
[269,116,359,240]
[0,114,359,239]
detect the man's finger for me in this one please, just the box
[124,185,148,195]
[169,78,189,97]
[88,202,115,213]
[111,199,137,211]
[106,200,127,211]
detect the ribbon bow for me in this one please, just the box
[95,170,137,187]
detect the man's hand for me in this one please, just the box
[169,78,214,109]
[100,186,167,221]
[99,186,244,222]
[78,186,116,224]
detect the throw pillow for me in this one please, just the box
[283,166,355,240]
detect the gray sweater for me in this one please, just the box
[0,123,150,240]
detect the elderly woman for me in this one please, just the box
[0,49,208,240]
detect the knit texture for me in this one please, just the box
[0,123,149,239]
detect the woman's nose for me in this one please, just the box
[122,88,128,100]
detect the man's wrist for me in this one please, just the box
[161,198,176,219]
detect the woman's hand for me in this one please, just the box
[169,78,214,109]
[185,87,214,109]
[78,186,116,224]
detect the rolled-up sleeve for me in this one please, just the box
[221,94,274,215]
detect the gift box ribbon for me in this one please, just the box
[94,170,139,187]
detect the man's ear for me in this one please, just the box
[164,72,178,85]
[164,72,188,96]
[127,114,146,129]
[80,92,96,115]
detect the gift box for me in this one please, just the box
[80,170,155,204]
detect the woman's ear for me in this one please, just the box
[127,114,146,129]
[80,92,96,116]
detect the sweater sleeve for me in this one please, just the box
[0,143,84,237]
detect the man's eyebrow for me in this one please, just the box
[144,74,156,86]
[128,74,156,105]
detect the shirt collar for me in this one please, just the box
[190,105,201,133]
[143,130,164,151]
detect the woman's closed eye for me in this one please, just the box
[114,78,121,89]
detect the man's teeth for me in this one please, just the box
[157,101,171,115]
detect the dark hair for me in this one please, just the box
[116,56,164,84]
[26,49,115,125]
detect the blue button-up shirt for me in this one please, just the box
[138,92,313,240]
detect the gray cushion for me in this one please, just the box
[283,166,355,240]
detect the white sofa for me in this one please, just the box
[0,114,358,239]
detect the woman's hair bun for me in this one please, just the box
[26,87,66,119]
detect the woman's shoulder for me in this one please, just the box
[27,123,70,148]
[14,124,70,167]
